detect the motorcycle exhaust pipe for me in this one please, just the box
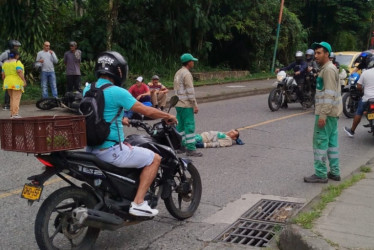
[73,207,125,231]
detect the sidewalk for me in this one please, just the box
[279,158,374,250]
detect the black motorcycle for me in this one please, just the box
[365,98,374,135]
[342,72,361,118]
[268,71,314,111]
[36,91,83,113]
[22,96,202,249]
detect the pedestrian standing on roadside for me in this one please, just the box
[63,41,82,92]
[0,40,21,111]
[304,42,342,183]
[148,75,168,110]
[1,49,26,118]
[36,41,58,98]
[174,53,202,157]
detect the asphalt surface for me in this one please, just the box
[0,78,374,249]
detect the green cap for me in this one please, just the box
[180,53,198,64]
[311,41,332,55]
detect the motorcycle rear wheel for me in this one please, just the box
[268,88,282,111]
[164,163,202,220]
[342,93,357,118]
[34,187,100,250]
[36,98,59,110]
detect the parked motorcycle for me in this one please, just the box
[342,72,361,118]
[22,96,202,249]
[268,71,314,111]
[364,98,374,135]
[36,91,83,113]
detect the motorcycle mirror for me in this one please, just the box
[167,96,179,113]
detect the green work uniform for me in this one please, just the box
[176,107,196,150]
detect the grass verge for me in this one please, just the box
[292,169,369,229]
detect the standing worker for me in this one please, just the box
[36,41,58,99]
[0,40,21,110]
[173,53,202,157]
[304,42,342,183]
[63,41,82,92]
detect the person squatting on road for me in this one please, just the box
[64,41,82,92]
[84,51,177,217]
[0,40,21,111]
[1,49,27,118]
[36,41,58,99]
[195,129,244,148]
[344,59,374,137]
[304,42,343,183]
[174,53,203,157]
[148,75,168,110]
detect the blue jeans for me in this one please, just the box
[41,71,58,98]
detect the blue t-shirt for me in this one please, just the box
[83,78,137,149]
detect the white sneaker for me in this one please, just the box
[129,201,158,217]
[11,114,22,119]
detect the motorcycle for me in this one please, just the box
[342,72,361,118]
[268,71,314,111]
[22,96,202,249]
[36,91,83,113]
[364,98,374,135]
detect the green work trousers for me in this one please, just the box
[176,107,196,150]
[313,115,340,178]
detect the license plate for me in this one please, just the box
[368,113,374,120]
[21,183,43,201]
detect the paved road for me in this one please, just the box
[0,91,373,249]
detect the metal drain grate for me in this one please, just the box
[241,199,304,223]
[214,199,304,247]
[215,219,282,247]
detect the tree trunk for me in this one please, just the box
[106,0,119,50]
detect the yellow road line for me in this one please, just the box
[237,110,313,131]
[0,176,68,199]
[1,111,312,200]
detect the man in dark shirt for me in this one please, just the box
[63,41,82,92]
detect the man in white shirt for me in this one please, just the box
[344,64,374,137]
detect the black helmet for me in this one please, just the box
[295,51,304,62]
[8,40,21,50]
[94,51,128,86]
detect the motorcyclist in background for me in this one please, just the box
[329,52,340,69]
[0,40,21,111]
[276,51,308,108]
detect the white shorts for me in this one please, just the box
[91,143,155,169]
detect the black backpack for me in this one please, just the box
[80,82,122,146]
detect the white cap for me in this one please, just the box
[136,76,143,82]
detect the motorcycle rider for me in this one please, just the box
[83,51,177,217]
[0,40,21,110]
[352,51,373,73]
[305,49,319,94]
[276,51,308,108]
[329,52,340,69]
[344,58,374,137]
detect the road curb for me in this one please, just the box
[278,224,335,250]
[195,87,273,104]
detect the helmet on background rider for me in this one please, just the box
[94,51,128,87]
[305,49,314,61]
[295,51,304,63]
[7,40,21,50]
[355,51,373,70]
[329,52,336,63]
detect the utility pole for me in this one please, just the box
[271,0,285,73]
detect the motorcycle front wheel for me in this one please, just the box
[36,98,59,110]
[342,93,358,118]
[34,187,100,250]
[164,163,202,220]
[268,88,282,111]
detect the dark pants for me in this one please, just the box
[66,75,81,92]
[4,90,10,107]
[295,78,305,103]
